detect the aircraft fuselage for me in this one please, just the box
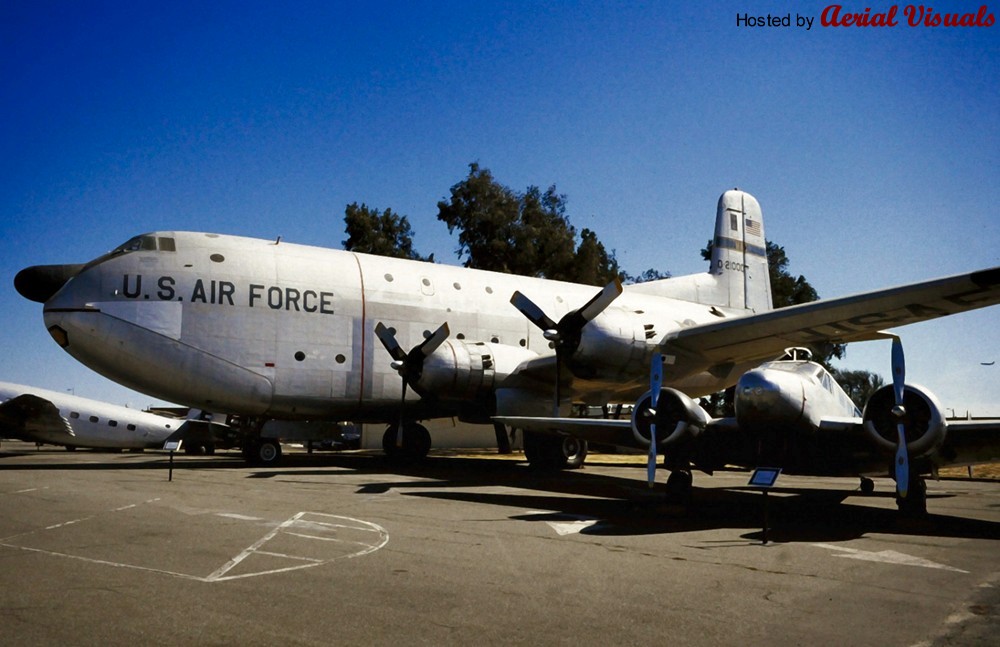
[36,232,757,422]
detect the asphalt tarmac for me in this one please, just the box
[1,442,997,646]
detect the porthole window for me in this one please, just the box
[335,354,346,364]
[456,333,465,340]
[485,286,493,294]
[384,273,394,282]
[294,351,306,362]
[210,253,225,263]
[422,278,431,286]
[89,416,98,423]
[453,282,461,290]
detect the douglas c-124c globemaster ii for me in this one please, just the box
[15,190,1000,512]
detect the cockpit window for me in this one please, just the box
[111,235,175,254]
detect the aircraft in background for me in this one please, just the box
[0,381,217,452]
[14,189,1000,510]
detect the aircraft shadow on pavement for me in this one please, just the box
[251,452,1000,543]
[3,448,998,543]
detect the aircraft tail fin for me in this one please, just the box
[708,189,772,313]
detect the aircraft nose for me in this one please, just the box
[735,368,804,428]
[14,264,84,303]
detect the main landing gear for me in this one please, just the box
[858,474,928,515]
[896,474,927,516]
[242,437,282,466]
[522,431,588,470]
[382,422,432,461]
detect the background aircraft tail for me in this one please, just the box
[708,189,772,312]
[626,189,773,313]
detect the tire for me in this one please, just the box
[523,432,587,470]
[256,439,282,466]
[382,423,432,461]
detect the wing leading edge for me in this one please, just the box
[661,267,1000,375]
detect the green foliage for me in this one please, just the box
[624,267,672,284]
[829,368,885,409]
[436,163,622,285]
[343,203,433,262]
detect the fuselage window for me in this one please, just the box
[89,415,99,423]
[70,411,80,419]
[158,237,176,252]
[127,424,137,431]
[108,420,118,427]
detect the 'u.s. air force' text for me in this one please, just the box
[121,275,335,314]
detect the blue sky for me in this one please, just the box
[2,1,997,414]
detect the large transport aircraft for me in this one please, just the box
[0,381,216,452]
[14,190,1000,509]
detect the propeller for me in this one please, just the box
[510,279,623,417]
[374,322,450,446]
[890,336,909,499]
[647,352,664,488]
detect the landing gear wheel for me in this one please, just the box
[254,439,282,466]
[665,470,693,503]
[560,436,588,470]
[860,477,875,495]
[382,423,432,461]
[896,476,927,516]
[523,432,587,470]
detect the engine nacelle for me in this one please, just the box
[415,341,536,403]
[571,308,651,380]
[631,387,711,448]
[862,384,946,458]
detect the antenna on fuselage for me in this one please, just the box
[274,236,282,245]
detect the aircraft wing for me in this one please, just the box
[937,420,1000,467]
[662,267,1000,374]
[0,393,74,440]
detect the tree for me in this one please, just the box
[436,163,621,285]
[342,203,432,262]
[829,368,885,409]
[624,267,671,284]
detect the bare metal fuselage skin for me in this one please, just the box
[40,233,757,423]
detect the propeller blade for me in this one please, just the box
[553,351,562,418]
[396,379,407,448]
[374,322,407,362]
[577,278,624,323]
[895,423,909,498]
[510,291,558,333]
[560,279,624,334]
[415,322,450,359]
[647,352,663,488]
[891,336,905,407]
[890,336,909,499]
[375,320,451,451]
